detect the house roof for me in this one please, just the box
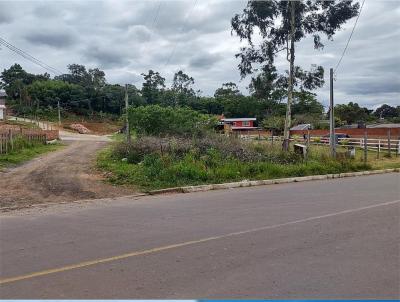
[0,105,6,109]
[221,118,256,122]
[367,123,400,128]
[290,124,311,130]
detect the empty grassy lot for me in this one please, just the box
[96,136,398,192]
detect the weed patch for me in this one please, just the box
[0,142,63,169]
[97,135,374,191]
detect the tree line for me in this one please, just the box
[1,1,398,133]
[0,63,323,121]
[1,63,398,127]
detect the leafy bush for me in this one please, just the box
[98,131,375,191]
[128,105,217,137]
[112,134,300,165]
[98,143,371,191]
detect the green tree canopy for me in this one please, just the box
[232,0,360,146]
[128,105,216,137]
[262,115,286,133]
[1,64,50,100]
[172,70,195,96]
[141,70,166,104]
[374,104,399,119]
[292,91,324,115]
[335,102,371,125]
[214,82,242,99]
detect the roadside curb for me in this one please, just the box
[148,168,400,195]
[0,193,147,212]
[1,168,398,212]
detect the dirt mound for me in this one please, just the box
[69,123,91,134]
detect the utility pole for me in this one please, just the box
[125,84,131,143]
[363,127,368,164]
[36,98,39,125]
[329,68,336,158]
[283,0,296,151]
[57,99,61,126]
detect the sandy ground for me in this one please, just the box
[0,140,135,209]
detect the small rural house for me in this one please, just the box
[218,115,258,133]
[0,91,7,120]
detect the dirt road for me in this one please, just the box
[0,141,135,209]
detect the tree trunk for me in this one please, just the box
[283,0,296,151]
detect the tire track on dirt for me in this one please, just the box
[0,141,135,209]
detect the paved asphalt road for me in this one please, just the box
[0,173,399,299]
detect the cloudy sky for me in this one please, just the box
[0,0,399,109]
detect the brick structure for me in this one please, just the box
[290,127,400,139]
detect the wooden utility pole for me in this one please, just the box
[125,84,131,143]
[57,100,61,126]
[329,68,336,158]
[36,98,40,126]
[283,0,296,151]
[363,128,368,164]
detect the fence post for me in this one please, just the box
[397,139,400,156]
[377,139,380,159]
[9,129,13,151]
[5,131,8,153]
[363,128,368,164]
[387,129,391,157]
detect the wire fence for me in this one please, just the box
[0,130,47,154]
[237,132,400,158]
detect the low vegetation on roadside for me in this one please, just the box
[97,105,376,191]
[0,139,62,169]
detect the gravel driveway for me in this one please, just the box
[0,140,135,209]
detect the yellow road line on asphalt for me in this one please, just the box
[1,199,399,285]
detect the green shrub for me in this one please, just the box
[128,105,217,137]
[98,134,373,191]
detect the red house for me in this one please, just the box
[219,116,257,132]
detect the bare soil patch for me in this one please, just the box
[62,121,122,135]
[0,141,135,209]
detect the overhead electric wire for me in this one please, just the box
[151,1,162,29]
[0,38,62,75]
[164,0,198,66]
[333,0,365,75]
[0,37,63,75]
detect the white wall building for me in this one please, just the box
[0,91,7,120]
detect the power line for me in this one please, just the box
[164,0,198,67]
[151,1,162,29]
[0,37,62,75]
[0,37,63,75]
[333,0,365,75]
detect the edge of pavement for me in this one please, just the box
[147,168,400,194]
[1,168,398,212]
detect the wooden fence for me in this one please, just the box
[0,130,47,154]
[240,133,400,158]
[290,127,400,139]
[311,136,400,157]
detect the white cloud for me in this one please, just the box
[0,0,398,108]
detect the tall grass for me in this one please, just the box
[0,139,62,168]
[97,135,371,191]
